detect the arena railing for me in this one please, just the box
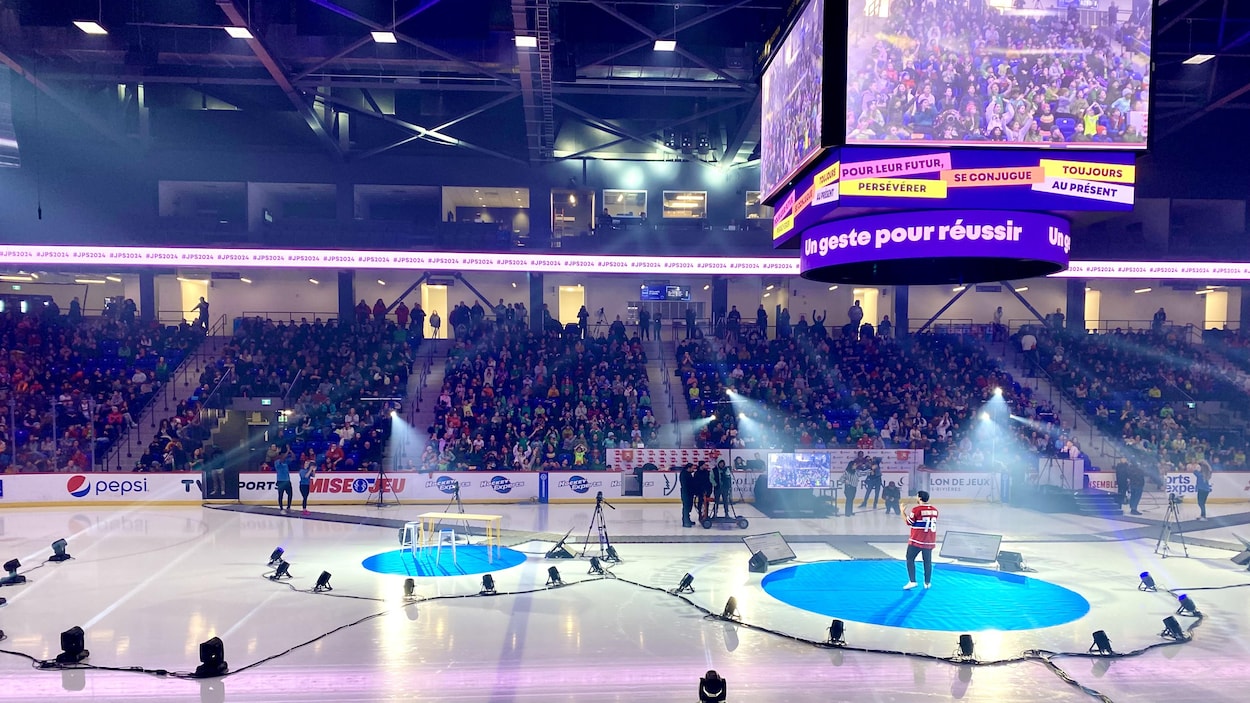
[240,311,340,322]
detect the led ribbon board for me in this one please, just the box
[800,210,1070,285]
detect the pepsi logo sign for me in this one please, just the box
[67,476,91,498]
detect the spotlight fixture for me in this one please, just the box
[698,669,727,703]
[546,566,564,587]
[224,26,253,39]
[403,578,416,599]
[1160,616,1187,641]
[1089,630,1114,655]
[514,35,538,48]
[371,31,398,43]
[1176,594,1201,616]
[605,545,621,563]
[56,626,89,664]
[588,557,605,575]
[268,547,285,566]
[673,573,695,594]
[313,571,333,592]
[654,39,677,52]
[721,597,739,620]
[992,387,1002,397]
[51,539,71,562]
[957,634,975,659]
[194,637,229,678]
[270,560,292,580]
[828,619,846,646]
[1138,571,1157,591]
[1,559,24,586]
[480,574,497,595]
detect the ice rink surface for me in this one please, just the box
[1,496,1248,702]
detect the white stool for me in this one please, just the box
[435,529,457,565]
[402,522,424,559]
[400,521,421,547]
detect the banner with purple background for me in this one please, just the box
[800,210,1070,285]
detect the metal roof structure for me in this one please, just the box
[2,1,1241,166]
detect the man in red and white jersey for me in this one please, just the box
[903,490,939,590]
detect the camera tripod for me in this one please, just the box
[1036,455,1070,490]
[1155,494,1189,558]
[579,491,621,561]
[366,459,401,508]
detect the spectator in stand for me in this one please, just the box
[756,305,768,340]
[848,301,864,340]
[356,300,370,324]
[686,307,697,340]
[639,308,651,341]
[373,299,387,323]
[193,297,210,330]
[1152,307,1167,334]
[577,305,590,339]
[726,306,741,343]
[430,310,441,339]
[879,315,893,339]
[395,301,410,329]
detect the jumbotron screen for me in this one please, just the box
[845,0,1152,149]
[760,0,825,199]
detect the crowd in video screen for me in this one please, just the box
[760,0,824,197]
[767,452,831,489]
[846,0,1151,147]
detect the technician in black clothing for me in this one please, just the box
[1126,464,1146,515]
[679,463,697,527]
[692,461,714,520]
[859,459,883,510]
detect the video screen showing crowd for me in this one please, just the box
[846,0,1151,146]
[759,0,824,196]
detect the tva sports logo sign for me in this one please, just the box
[239,477,407,494]
[67,475,150,498]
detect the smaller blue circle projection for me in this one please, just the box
[362,546,527,578]
[762,560,1090,632]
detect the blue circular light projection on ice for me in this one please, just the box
[762,560,1089,631]
[362,546,527,578]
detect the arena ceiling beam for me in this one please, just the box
[584,0,755,91]
[1155,74,1250,139]
[720,92,761,165]
[576,0,759,73]
[552,96,752,163]
[216,0,342,160]
[349,92,522,161]
[293,0,446,81]
[0,44,130,149]
[1156,0,1216,36]
[304,0,520,90]
[312,91,527,165]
